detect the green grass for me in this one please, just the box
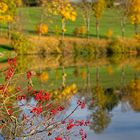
[15,7,135,38]
[0,7,136,38]
[0,45,13,52]
[0,45,14,62]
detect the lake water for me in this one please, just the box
[0,54,140,140]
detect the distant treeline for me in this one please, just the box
[22,0,115,7]
[22,0,42,6]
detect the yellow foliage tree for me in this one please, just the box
[0,2,13,23]
[0,0,21,37]
[127,78,140,111]
[46,0,77,37]
[92,0,106,38]
[128,0,140,34]
[79,0,92,38]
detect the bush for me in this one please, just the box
[73,26,87,37]
[11,32,30,54]
[107,38,126,54]
[73,27,80,36]
[134,34,140,42]
[79,26,87,36]
[106,29,113,39]
[36,23,48,35]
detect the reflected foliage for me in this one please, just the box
[0,54,140,138]
[88,85,119,133]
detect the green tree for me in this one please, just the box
[90,109,111,133]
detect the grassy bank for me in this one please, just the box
[28,35,140,55]
[0,35,140,55]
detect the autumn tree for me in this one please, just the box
[92,0,106,38]
[128,0,140,34]
[0,2,13,23]
[116,0,129,37]
[79,0,92,38]
[0,1,12,36]
[106,0,115,8]
[0,0,21,37]
[43,0,77,38]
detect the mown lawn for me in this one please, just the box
[1,7,135,38]
[16,7,135,38]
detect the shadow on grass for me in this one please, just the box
[24,29,107,39]
[0,45,14,51]
[0,58,7,63]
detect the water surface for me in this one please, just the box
[0,55,140,140]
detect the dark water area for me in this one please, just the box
[0,55,140,140]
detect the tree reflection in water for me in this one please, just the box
[0,55,140,139]
[0,58,89,140]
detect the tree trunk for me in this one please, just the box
[87,15,90,39]
[95,18,99,38]
[120,17,125,38]
[62,66,66,88]
[62,19,65,40]
[86,65,91,90]
[0,24,2,36]
[96,67,99,86]
[7,22,11,40]
[134,23,138,35]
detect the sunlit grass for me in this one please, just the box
[17,7,135,37]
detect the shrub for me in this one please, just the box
[0,58,89,139]
[106,29,113,39]
[73,26,87,37]
[36,23,48,35]
[107,38,127,54]
[79,26,87,36]
[11,32,29,54]
[55,25,61,35]
[134,34,140,42]
[73,27,80,36]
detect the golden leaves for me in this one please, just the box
[106,66,113,75]
[81,70,87,80]
[0,2,13,23]
[62,84,77,95]
[106,29,113,39]
[36,24,48,35]
[39,72,49,82]
[47,0,77,22]
[73,26,87,36]
[128,0,140,24]
[92,0,106,19]
[128,79,140,91]
[0,2,8,14]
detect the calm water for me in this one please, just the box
[0,55,140,140]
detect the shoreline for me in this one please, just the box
[0,35,140,55]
